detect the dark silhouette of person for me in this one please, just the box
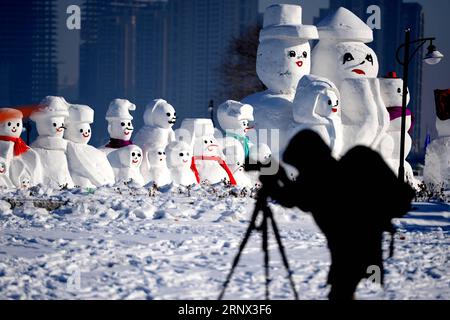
[260,130,415,300]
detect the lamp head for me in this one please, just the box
[424,43,443,65]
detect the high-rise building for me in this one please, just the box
[79,0,168,145]
[165,0,259,121]
[0,0,58,106]
[314,0,425,159]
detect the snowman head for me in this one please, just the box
[217,100,254,135]
[249,143,272,165]
[194,135,221,157]
[106,99,136,141]
[144,99,176,129]
[166,141,192,169]
[35,116,66,138]
[223,143,245,173]
[257,5,318,95]
[65,104,94,144]
[118,145,143,168]
[31,96,69,138]
[380,72,410,107]
[147,146,167,167]
[314,89,340,118]
[0,108,23,138]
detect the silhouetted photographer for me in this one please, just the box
[260,130,415,300]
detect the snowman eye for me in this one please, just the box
[7,122,11,126]
[79,129,83,133]
[158,151,162,155]
[288,50,296,58]
[397,88,401,93]
[121,122,125,126]
[343,52,354,64]
[336,99,339,105]
[210,140,213,143]
[166,112,171,117]
[163,152,165,155]
[174,112,177,116]
[53,123,57,127]
[204,140,208,144]
[365,54,373,65]
[132,152,135,157]
[179,152,184,156]
[17,123,20,127]
[127,122,131,126]
[88,129,91,133]
[186,152,189,156]
[328,100,332,105]
[302,51,307,58]
[137,153,141,157]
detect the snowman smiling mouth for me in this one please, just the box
[296,61,303,67]
[82,132,90,138]
[11,128,17,133]
[207,144,218,151]
[132,159,139,164]
[351,68,365,75]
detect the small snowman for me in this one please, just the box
[0,108,43,188]
[241,4,318,153]
[165,140,198,187]
[30,96,74,188]
[0,144,14,188]
[179,119,236,185]
[217,100,255,163]
[65,104,115,188]
[311,7,390,153]
[223,142,252,188]
[109,144,145,186]
[102,99,136,156]
[144,144,172,187]
[291,74,343,158]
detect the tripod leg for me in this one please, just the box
[265,206,299,300]
[218,201,262,300]
[261,209,270,300]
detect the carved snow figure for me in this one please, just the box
[241,4,318,154]
[0,143,14,188]
[311,7,390,154]
[65,104,115,188]
[134,99,176,182]
[165,140,198,187]
[144,145,172,187]
[378,72,416,184]
[179,119,236,185]
[424,89,450,189]
[0,108,43,188]
[30,96,74,188]
[102,99,136,156]
[109,144,145,186]
[291,75,343,157]
[223,142,252,188]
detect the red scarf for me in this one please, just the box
[192,155,237,185]
[0,136,29,156]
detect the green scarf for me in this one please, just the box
[227,132,250,160]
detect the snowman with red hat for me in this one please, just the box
[0,107,43,188]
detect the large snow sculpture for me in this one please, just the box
[165,140,198,187]
[30,96,74,188]
[311,7,390,154]
[291,75,343,157]
[424,89,450,189]
[0,108,43,188]
[179,119,236,185]
[65,104,115,188]
[241,4,318,154]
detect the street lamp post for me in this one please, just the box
[395,28,443,182]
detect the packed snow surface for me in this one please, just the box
[0,183,448,300]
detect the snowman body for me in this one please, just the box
[65,105,115,188]
[30,97,74,188]
[0,142,14,188]
[166,141,197,186]
[291,74,343,158]
[145,146,172,187]
[109,145,145,186]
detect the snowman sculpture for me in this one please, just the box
[65,104,115,188]
[30,96,74,188]
[102,99,136,156]
[291,75,343,158]
[378,72,416,184]
[179,119,236,185]
[424,89,450,189]
[109,144,145,186]
[165,140,198,187]
[223,142,253,188]
[311,7,390,154]
[134,99,176,182]
[144,145,172,187]
[0,108,43,188]
[0,142,14,188]
[241,4,318,154]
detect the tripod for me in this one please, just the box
[218,189,299,300]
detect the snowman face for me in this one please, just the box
[109,119,133,140]
[129,148,142,167]
[36,116,66,137]
[65,123,92,144]
[148,148,167,166]
[153,103,176,129]
[170,147,191,168]
[194,135,220,157]
[0,162,6,174]
[315,89,340,118]
[336,42,378,80]
[239,119,253,136]
[255,143,272,165]
[256,39,311,94]
[0,118,23,138]
[380,78,410,107]
[20,177,31,189]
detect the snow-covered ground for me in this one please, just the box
[0,183,448,300]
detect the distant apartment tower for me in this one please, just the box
[79,0,168,145]
[0,0,58,106]
[314,0,424,158]
[165,0,259,120]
